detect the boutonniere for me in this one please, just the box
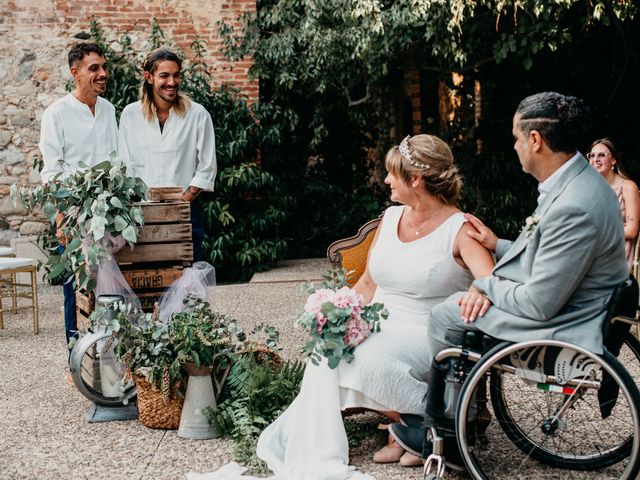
[522,214,541,238]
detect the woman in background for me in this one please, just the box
[588,138,640,271]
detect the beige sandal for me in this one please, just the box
[373,436,404,463]
[399,451,423,467]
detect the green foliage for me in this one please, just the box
[170,297,245,368]
[11,160,147,291]
[111,297,252,398]
[217,0,639,249]
[206,354,304,473]
[181,40,292,281]
[110,305,182,397]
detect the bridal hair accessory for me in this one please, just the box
[399,135,430,169]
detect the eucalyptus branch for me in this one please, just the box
[11,159,147,292]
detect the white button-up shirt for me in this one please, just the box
[39,94,118,183]
[118,100,217,191]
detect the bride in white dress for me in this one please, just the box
[194,135,494,480]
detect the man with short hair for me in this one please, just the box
[40,42,117,182]
[388,91,628,459]
[39,42,118,370]
[118,48,217,262]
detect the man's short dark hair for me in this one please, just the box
[68,42,105,68]
[516,92,591,154]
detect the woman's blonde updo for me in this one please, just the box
[385,134,463,205]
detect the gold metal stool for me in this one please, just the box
[0,247,17,314]
[0,257,39,334]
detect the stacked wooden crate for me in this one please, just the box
[77,187,193,327]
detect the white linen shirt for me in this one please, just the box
[118,100,217,191]
[39,94,118,183]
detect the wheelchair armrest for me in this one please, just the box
[462,331,496,353]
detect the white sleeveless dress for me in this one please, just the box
[191,206,474,480]
[339,206,473,414]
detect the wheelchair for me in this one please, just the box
[421,277,640,480]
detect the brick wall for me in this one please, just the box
[0,0,256,242]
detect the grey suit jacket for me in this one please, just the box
[473,155,628,354]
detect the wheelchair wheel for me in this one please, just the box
[618,332,640,386]
[456,340,640,479]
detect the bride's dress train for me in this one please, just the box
[187,360,373,480]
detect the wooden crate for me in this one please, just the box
[148,186,183,202]
[115,202,193,266]
[77,197,194,319]
[76,289,94,331]
[76,267,182,317]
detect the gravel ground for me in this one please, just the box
[0,259,636,479]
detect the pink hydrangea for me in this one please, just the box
[333,286,363,309]
[343,313,371,347]
[304,288,335,315]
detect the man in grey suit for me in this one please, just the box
[428,91,628,356]
[388,91,628,459]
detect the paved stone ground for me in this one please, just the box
[0,259,636,479]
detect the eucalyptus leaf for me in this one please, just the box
[110,197,124,209]
[122,225,137,243]
[113,215,128,231]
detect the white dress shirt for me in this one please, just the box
[118,100,217,191]
[39,94,118,183]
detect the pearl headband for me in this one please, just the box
[399,135,430,169]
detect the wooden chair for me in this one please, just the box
[0,257,39,334]
[0,247,18,314]
[327,217,381,287]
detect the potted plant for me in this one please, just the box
[162,296,245,438]
[111,305,185,429]
[170,296,245,372]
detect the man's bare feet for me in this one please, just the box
[65,372,74,386]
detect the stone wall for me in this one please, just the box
[0,0,256,244]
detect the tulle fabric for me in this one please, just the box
[93,233,142,313]
[158,261,216,322]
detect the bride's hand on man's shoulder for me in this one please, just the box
[456,286,491,323]
[464,213,498,252]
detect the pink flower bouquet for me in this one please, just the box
[296,270,388,369]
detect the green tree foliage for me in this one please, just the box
[219,0,638,242]
[87,20,290,281]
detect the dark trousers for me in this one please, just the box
[63,276,77,353]
[57,245,77,357]
[190,198,205,262]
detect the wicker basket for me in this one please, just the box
[213,346,282,398]
[134,376,184,429]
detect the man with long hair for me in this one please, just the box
[118,48,217,262]
[39,42,118,381]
